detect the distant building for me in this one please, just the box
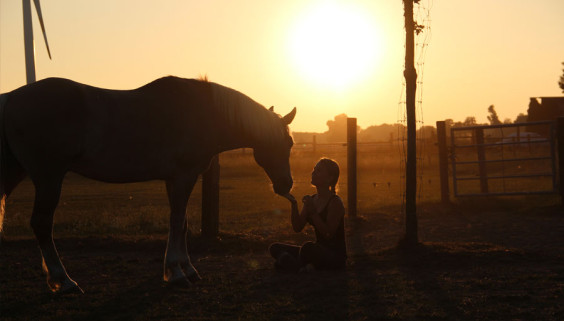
[527,96,564,136]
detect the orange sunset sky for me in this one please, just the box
[1,0,563,133]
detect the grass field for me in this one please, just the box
[1,144,563,320]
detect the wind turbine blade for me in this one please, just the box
[32,0,51,59]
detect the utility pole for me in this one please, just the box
[402,0,419,247]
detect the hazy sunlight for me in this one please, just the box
[289,2,383,91]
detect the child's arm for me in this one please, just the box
[283,194,311,233]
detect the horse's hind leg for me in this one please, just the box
[0,147,27,244]
[30,176,82,293]
[0,166,26,245]
[163,175,201,285]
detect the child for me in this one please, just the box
[270,158,346,272]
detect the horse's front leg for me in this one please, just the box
[163,175,201,285]
[31,177,83,293]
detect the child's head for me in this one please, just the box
[312,158,340,193]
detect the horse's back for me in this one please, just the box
[4,77,217,182]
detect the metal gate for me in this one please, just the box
[450,121,557,197]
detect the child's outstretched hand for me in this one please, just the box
[302,195,315,216]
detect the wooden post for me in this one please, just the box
[475,128,488,194]
[516,125,521,147]
[403,0,418,246]
[312,135,317,153]
[347,118,357,217]
[557,117,564,205]
[436,121,450,203]
[202,155,220,238]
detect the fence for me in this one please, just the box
[437,120,558,200]
[201,118,367,238]
[203,118,564,237]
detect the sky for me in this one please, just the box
[1,0,563,133]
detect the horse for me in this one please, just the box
[0,76,296,293]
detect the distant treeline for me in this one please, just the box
[293,111,529,144]
[292,114,436,144]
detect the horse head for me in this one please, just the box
[253,107,296,195]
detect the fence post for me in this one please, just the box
[312,135,317,153]
[516,125,521,147]
[557,117,564,205]
[347,118,357,217]
[436,121,450,203]
[475,128,488,194]
[202,155,220,238]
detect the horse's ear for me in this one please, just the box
[282,107,296,125]
[269,106,274,112]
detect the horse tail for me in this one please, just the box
[0,93,8,234]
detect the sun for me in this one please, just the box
[289,2,383,91]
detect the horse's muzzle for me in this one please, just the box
[273,176,293,195]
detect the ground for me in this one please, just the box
[2,201,563,320]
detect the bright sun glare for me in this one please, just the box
[289,2,382,91]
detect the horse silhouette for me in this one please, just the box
[0,77,296,293]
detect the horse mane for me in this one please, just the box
[208,82,288,145]
[140,76,288,145]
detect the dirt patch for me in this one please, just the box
[2,204,563,321]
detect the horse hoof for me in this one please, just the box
[187,271,202,283]
[48,278,84,295]
[166,277,192,288]
[54,282,84,295]
[61,284,85,295]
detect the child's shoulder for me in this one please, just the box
[329,194,344,205]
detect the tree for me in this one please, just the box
[418,125,436,141]
[514,113,528,123]
[325,114,350,142]
[463,116,477,126]
[559,62,564,93]
[487,105,502,125]
[358,123,405,142]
